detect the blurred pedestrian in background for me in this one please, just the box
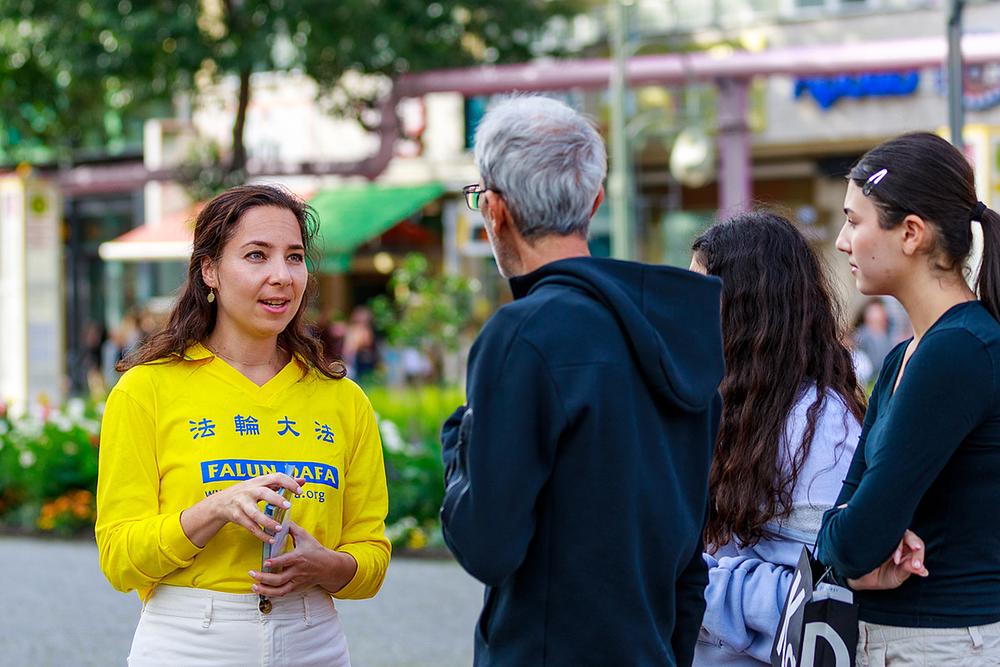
[342,305,379,381]
[852,298,896,387]
[313,307,347,369]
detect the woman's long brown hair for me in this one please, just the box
[118,184,345,379]
[693,211,865,550]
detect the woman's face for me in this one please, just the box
[202,205,308,343]
[836,181,905,296]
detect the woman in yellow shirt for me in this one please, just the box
[96,184,390,667]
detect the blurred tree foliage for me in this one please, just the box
[0,0,579,176]
[370,253,476,380]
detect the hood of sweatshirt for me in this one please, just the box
[509,256,724,411]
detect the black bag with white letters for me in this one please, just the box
[771,546,858,667]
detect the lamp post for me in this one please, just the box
[947,0,966,151]
[608,0,634,260]
[606,0,752,257]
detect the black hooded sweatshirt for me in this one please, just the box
[441,257,724,666]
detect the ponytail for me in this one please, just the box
[977,205,1000,322]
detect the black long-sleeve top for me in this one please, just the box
[817,301,1000,627]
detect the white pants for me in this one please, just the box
[857,619,1000,666]
[128,585,351,667]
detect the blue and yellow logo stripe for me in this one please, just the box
[200,459,340,488]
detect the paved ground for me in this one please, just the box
[3,536,483,667]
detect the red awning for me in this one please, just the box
[98,204,200,261]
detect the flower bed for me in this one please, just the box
[0,400,101,536]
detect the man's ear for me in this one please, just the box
[900,214,930,256]
[201,256,218,289]
[590,186,606,218]
[486,191,513,239]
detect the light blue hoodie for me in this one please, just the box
[693,386,861,666]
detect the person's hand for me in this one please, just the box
[249,521,358,598]
[204,473,305,544]
[848,530,928,591]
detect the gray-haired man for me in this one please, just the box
[441,96,724,666]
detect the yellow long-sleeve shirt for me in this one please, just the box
[95,343,390,602]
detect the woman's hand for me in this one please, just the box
[249,521,358,598]
[848,529,929,591]
[181,473,304,547]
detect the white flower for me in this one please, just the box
[385,516,418,542]
[66,398,86,420]
[50,412,73,432]
[18,450,36,468]
[379,418,406,453]
[13,418,43,440]
[28,404,45,421]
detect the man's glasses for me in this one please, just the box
[862,168,888,196]
[462,184,501,211]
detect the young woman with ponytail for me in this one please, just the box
[816,132,1000,662]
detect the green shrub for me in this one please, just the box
[368,385,463,550]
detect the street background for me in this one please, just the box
[2,1,1000,663]
[4,536,482,667]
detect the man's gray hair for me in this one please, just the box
[474,95,607,240]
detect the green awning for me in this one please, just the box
[309,183,445,272]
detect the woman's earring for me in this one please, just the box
[207,288,216,303]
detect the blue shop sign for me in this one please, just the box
[795,71,920,110]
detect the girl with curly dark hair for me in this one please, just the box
[690,210,866,666]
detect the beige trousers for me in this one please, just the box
[127,585,351,667]
[857,619,1000,666]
